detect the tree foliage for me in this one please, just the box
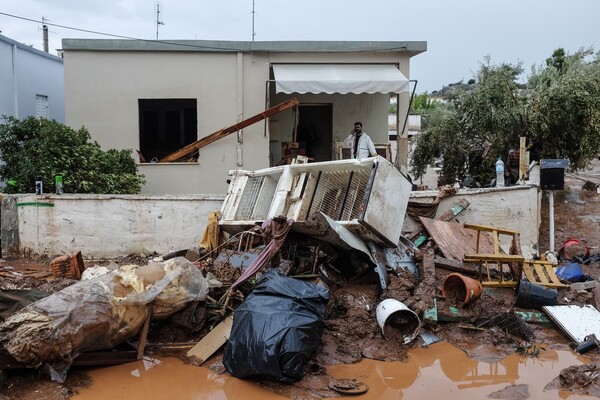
[0,116,145,194]
[411,48,600,185]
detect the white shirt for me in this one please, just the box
[345,132,377,159]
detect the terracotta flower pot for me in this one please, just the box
[442,273,483,306]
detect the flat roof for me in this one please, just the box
[0,33,64,63]
[61,39,426,56]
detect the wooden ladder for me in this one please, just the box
[463,223,524,288]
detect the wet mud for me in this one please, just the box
[66,341,594,400]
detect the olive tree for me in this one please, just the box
[411,48,600,185]
[0,116,145,194]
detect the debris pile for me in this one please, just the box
[1,155,600,397]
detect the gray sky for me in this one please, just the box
[1,0,598,92]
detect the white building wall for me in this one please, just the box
[64,46,415,195]
[0,34,64,122]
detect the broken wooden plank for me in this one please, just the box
[414,248,437,324]
[420,217,496,261]
[160,98,299,162]
[434,256,478,277]
[136,308,152,360]
[407,198,470,243]
[186,315,234,365]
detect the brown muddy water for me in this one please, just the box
[71,341,593,400]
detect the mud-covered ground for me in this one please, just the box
[2,163,600,399]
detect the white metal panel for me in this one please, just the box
[360,158,412,246]
[272,64,409,94]
[543,305,600,343]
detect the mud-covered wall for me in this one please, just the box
[1,194,224,259]
[403,184,541,257]
[1,185,540,259]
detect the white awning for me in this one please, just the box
[272,64,410,95]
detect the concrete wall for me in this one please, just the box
[1,194,224,259]
[405,185,541,257]
[0,34,64,122]
[1,185,540,260]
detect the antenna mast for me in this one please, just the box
[251,0,255,41]
[42,16,49,52]
[156,3,165,40]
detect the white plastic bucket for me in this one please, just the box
[376,299,421,344]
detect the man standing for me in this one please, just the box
[345,121,377,159]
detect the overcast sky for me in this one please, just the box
[1,0,598,92]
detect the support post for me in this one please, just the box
[549,190,555,254]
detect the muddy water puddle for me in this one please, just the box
[71,341,594,400]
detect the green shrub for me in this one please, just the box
[0,116,145,194]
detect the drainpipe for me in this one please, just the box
[11,44,18,117]
[549,190,555,254]
[236,52,243,166]
[396,80,417,173]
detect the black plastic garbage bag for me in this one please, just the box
[223,269,330,383]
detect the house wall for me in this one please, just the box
[64,48,413,195]
[0,34,64,122]
[1,194,224,259]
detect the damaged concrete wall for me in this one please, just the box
[1,196,20,257]
[403,185,541,257]
[1,194,224,259]
[1,185,540,260]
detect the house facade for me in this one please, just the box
[0,33,64,122]
[62,40,426,194]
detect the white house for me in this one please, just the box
[62,40,426,194]
[0,33,64,122]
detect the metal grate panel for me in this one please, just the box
[235,176,265,220]
[308,169,370,221]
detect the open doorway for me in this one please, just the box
[296,104,333,162]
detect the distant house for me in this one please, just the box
[0,33,64,122]
[62,39,426,194]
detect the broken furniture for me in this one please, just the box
[218,156,413,289]
[522,260,568,288]
[463,223,524,287]
[219,156,412,247]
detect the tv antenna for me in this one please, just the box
[156,3,165,40]
[251,0,255,41]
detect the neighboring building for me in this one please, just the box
[0,33,64,122]
[62,39,426,194]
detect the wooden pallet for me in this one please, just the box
[522,260,568,288]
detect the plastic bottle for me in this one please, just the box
[35,176,43,195]
[495,158,505,187]
[55,175,63,194]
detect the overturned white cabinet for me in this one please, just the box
[220,156,412,246]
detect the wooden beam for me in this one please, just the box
[186,315,234,365]
[159,98,300,162]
